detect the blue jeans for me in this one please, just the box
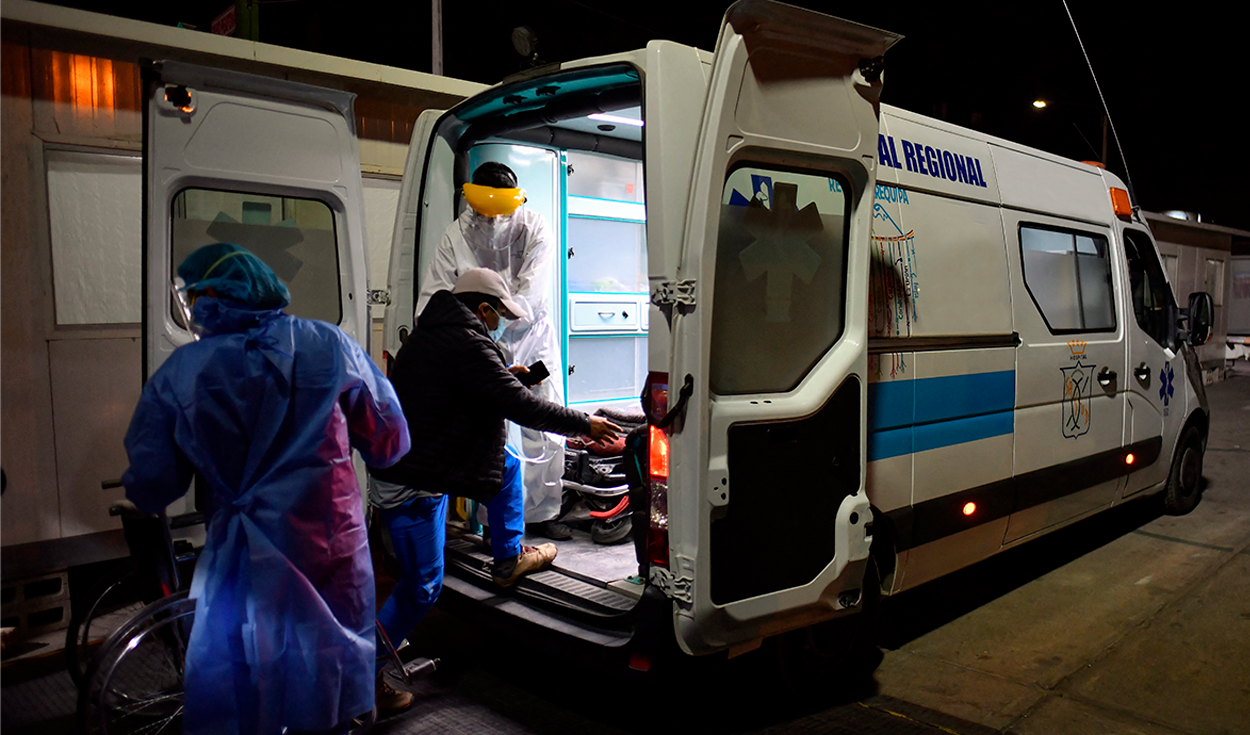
[376,448,525,650]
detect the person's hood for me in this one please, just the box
[191,297,296,387]
[192,297,285,336]
[417,289,491,337]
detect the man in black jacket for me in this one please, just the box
[368,268,618,714]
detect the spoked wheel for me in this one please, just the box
[66,568,146,691]
[349,707,377,735]
[78,591,194,735]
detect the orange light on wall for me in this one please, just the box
[1125,453,1136,465]
[36,50,142,134]
[962,501,977,516]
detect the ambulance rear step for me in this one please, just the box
[443,537,637,621]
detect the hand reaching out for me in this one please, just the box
[587,415,623,442]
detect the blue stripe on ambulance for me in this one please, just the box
[867,370,1015,461]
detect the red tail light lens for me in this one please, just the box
[645,372,670,567]
[648,425,669,479]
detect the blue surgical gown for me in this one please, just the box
[123,299,410,735]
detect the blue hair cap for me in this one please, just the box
[178,243,291,310]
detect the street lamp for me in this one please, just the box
[1030,98,1107,167]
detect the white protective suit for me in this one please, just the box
[417,206,566,523]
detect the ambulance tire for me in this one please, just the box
[773,558,882,697]
[1162,426,1204,516]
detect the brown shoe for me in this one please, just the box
[492,543,558,587]
[376,671,413,718]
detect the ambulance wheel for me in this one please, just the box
[773,558,882,694]
[1162,426,1204,516]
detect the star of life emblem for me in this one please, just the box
[1159,361,1175,406]
[735,181,823,323]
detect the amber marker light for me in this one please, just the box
[962,502,977,516]
[1110,187,1133,220]
[1126,453,1136,465]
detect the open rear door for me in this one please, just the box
[663,0,899,655]
[380,108,448,361]
[142,60,368,378]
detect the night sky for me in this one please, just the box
[49,1,1247,230]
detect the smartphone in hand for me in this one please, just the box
[517,360,550,388]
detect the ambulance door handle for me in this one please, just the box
[1098,367,1117,386]
[1134,363,1151,381]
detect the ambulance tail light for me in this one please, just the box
[644,372,670,568]
[1111,187,1133,220]
[648,425,670,567]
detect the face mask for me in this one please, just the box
[484,304,508,342]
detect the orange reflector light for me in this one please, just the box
[962,502,977,516]
[1126,453,1136,465]
[1110,187,1133,220]
[649,425,669,479]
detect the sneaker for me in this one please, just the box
[493,543,558,587]
[376,671,413,718]
[527,519,573,540]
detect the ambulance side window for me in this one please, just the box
[1020,224,1115,333]
[1123,229,1174,348]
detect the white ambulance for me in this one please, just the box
[140,0,1213,670]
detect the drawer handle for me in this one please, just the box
[598,311,617,319]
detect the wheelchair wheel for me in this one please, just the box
[78,591,194,735]
[66,568,146,691]
[350,706,377,734]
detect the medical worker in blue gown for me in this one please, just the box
[122,243,411,735]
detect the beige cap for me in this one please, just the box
[452,267,530,320]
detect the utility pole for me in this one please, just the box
[431,0,443,75]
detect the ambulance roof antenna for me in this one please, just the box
[1061,0,1137,206]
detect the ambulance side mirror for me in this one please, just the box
[1179,291,1214,346]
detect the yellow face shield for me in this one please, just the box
[463,183,526,217]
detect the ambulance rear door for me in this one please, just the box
[381,108,447,361]
[662,0,899,655]
[142,60,369,378]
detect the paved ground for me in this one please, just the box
[5,366,1249,734]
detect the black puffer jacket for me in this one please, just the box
[369,290,591,502]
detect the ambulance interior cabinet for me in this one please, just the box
[564,152,647,413]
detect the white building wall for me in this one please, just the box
[1229,257,1250,336]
